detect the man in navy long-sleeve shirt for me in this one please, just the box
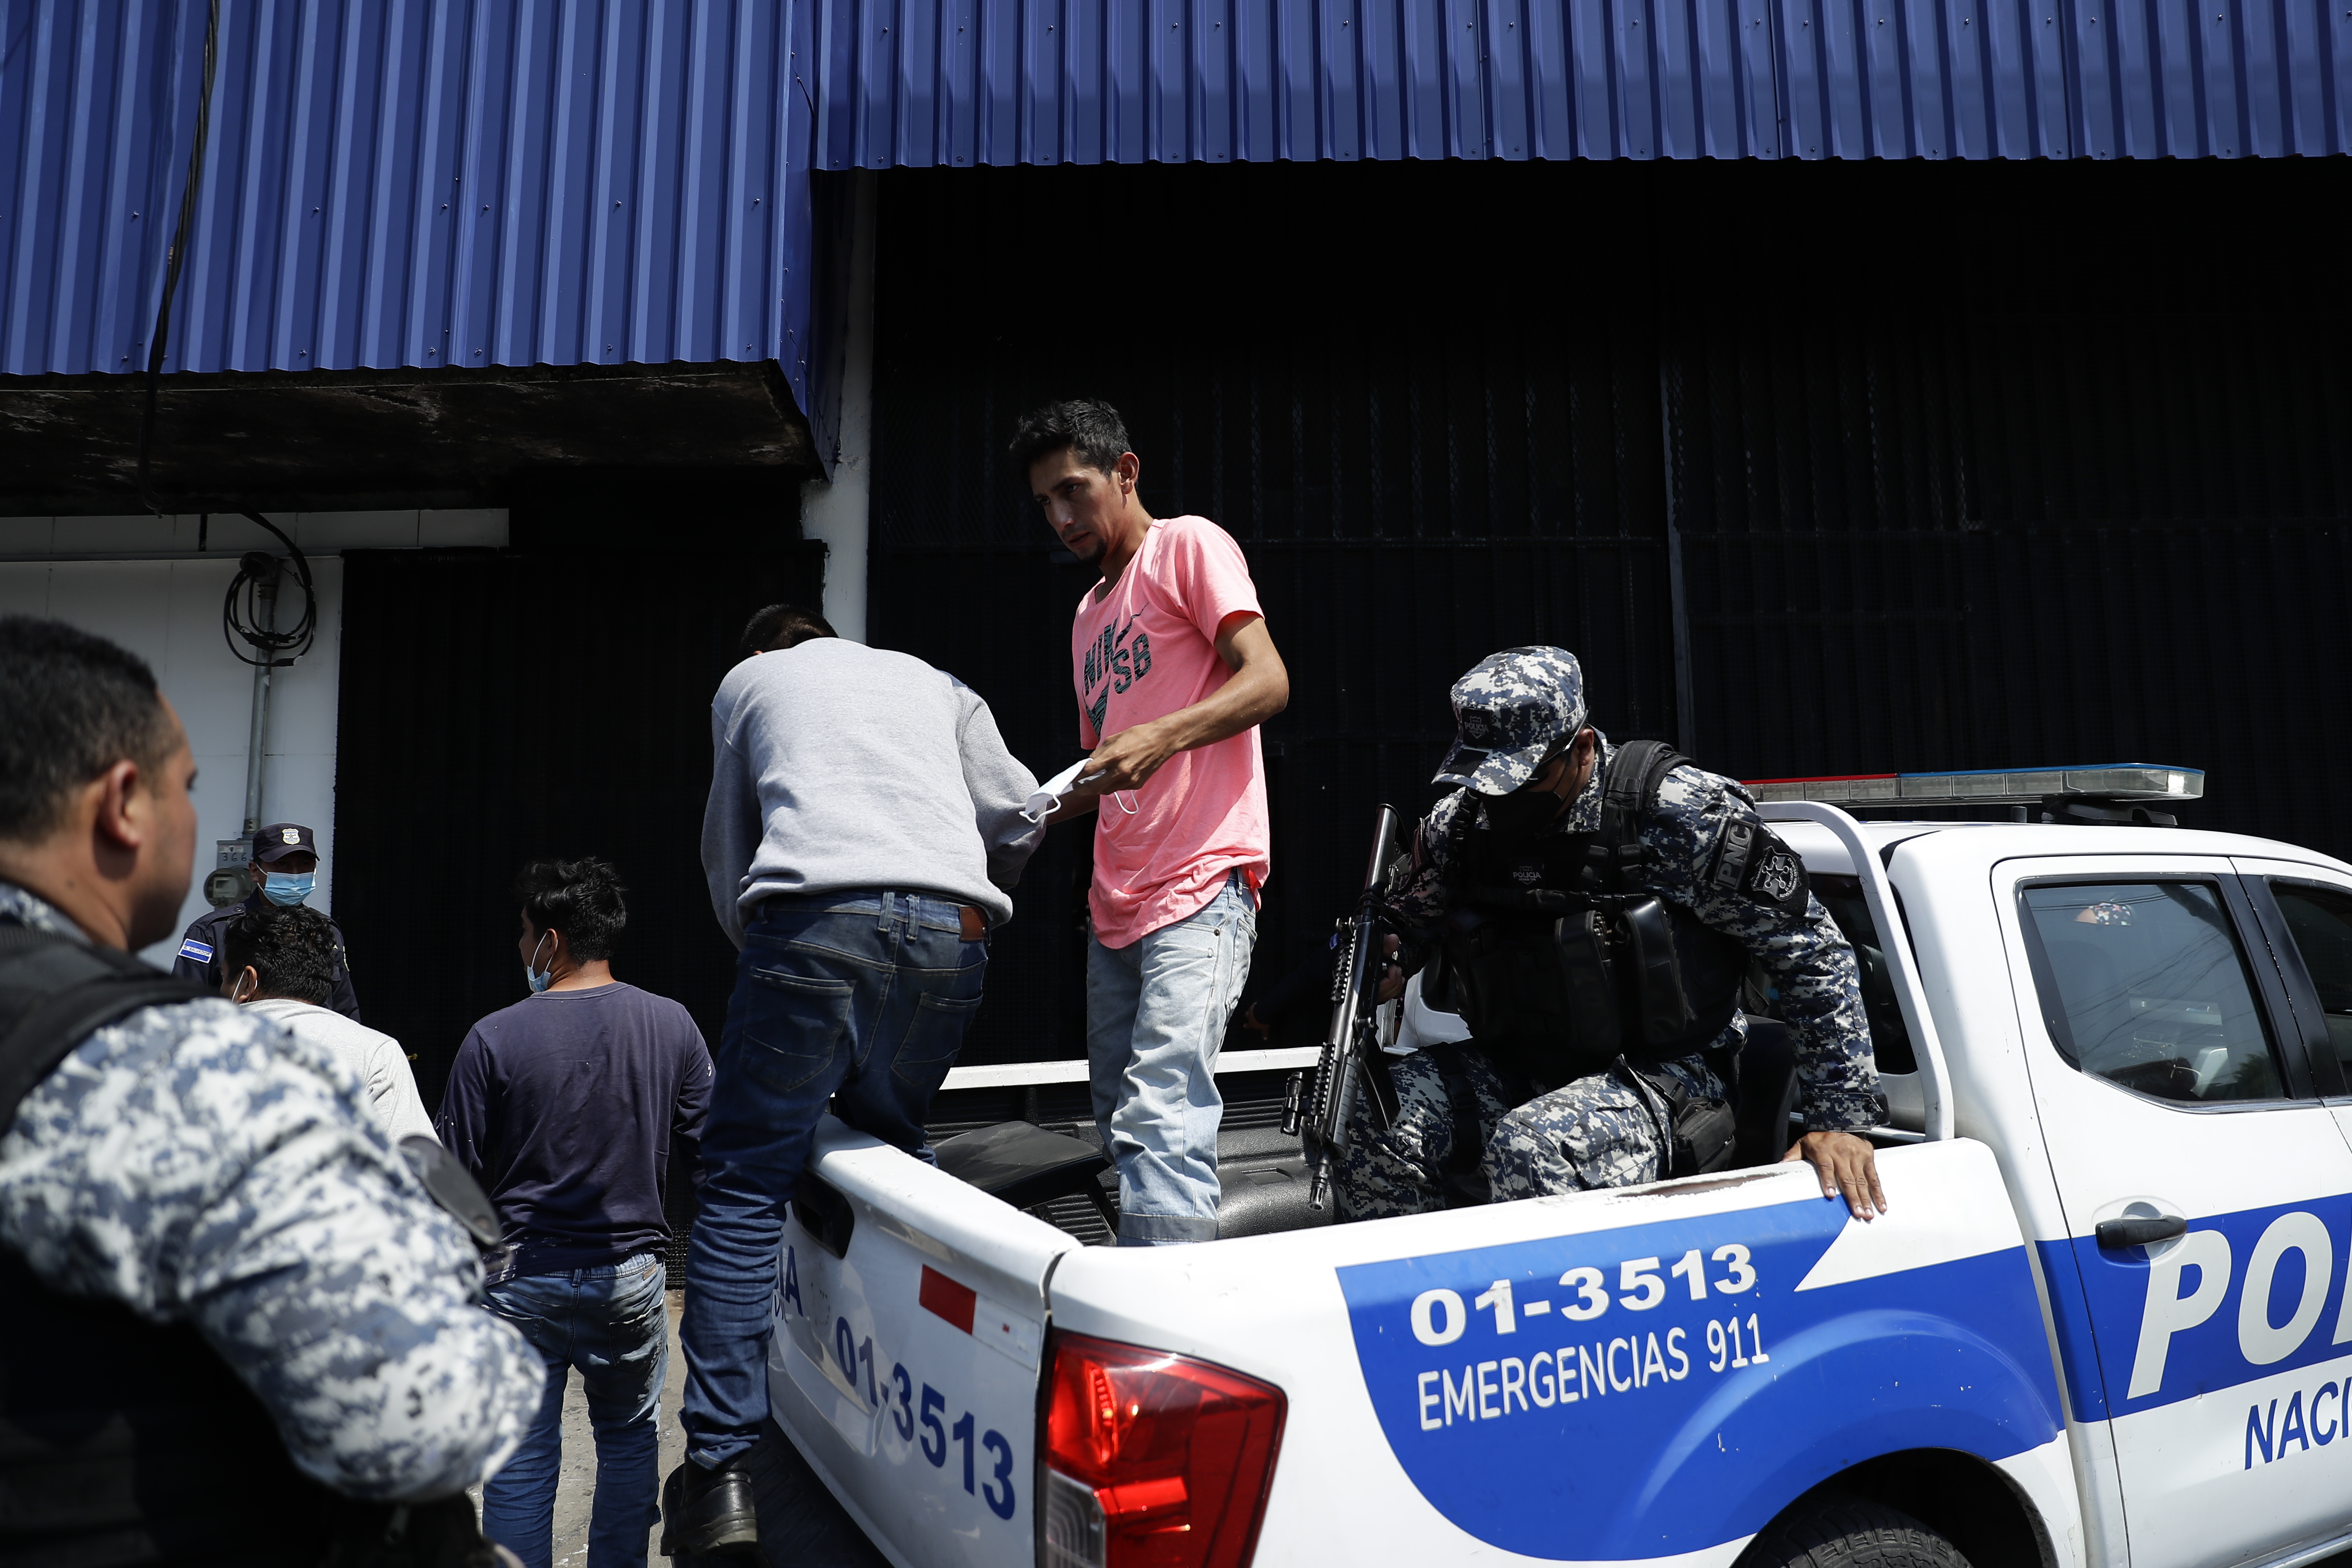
[437,857,711,1568]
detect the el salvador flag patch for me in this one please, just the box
[177,937,213,963]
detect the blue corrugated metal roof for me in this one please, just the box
[3,0,2343,452]
[814,0,2349,166]
[0,0,830,429]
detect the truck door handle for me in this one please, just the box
[2096,1215,2187,1248]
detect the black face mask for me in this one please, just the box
[1483,781,1565,840]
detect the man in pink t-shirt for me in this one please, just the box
[1014,399,1290,1246]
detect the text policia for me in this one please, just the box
[1409,1244,1763,1431]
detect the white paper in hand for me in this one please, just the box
[1023,759,1093,823]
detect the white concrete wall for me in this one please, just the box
[0,509,505,967]
[798,173,876,643]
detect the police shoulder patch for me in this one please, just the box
[1741,831,1810,913]
[177,937,214,962]
[1708,822,1808,913]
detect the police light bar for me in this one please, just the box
[1745,764,2205,808]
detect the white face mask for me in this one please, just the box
[524,932,554,994]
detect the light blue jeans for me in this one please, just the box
[481,1250,668,1568]
[1086,870,1258,1245]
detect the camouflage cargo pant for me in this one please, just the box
[1331,1047,1727,1222]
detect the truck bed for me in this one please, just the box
[919,1067,1325,1245]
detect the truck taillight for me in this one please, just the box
[1039,1330,1285,1568]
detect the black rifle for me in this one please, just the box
[1287,803,1404,1209]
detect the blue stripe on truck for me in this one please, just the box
[2037,1188,2352,1426]
[1338,1196,2059,1560]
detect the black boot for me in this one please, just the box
[659,1454,759,1559]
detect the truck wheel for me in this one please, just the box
[1740,1496,1972,1568]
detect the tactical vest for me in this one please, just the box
[1436,741,1748,1088]
[0,920,512,1568]
[0,923,339,1567]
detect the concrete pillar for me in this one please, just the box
[799,172,877,643]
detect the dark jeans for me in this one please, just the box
[481,1251,668,1568]
[679,889,986,1468]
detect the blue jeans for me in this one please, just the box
[1086,870,1258,1245]
[680,889,987,1468]
[481,1250,668,1568]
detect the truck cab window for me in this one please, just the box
[2020,881,2281,1104]
[2269,883,2352,1079]
[1809,874,1916,1074]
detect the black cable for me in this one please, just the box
[136,0,223,516]
[221,512,316,668]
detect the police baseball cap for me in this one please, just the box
[1432,647,1590,796]
[252,823,316,863]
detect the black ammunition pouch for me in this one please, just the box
[1442,891,1745,1088]
[1612,1055,1738,1179]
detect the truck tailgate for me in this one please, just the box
[768,1116,1080,1568]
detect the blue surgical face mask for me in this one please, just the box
[524,933,554,995]
[261,870,316,908]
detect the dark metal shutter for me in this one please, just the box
[332,542,825,1108]
[866,156,2349,1071]
[865,161,1681,1066]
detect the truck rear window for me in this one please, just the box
[2018,881,2281,1103]
[2269,882,2352,1081]
[1808,874,1916,1075]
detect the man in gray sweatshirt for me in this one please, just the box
[669,603,1043,1556]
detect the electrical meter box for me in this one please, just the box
[205,838,253,909]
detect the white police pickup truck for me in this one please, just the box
[764,764,2352,1568]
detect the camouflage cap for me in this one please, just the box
[1432,646,1589,795]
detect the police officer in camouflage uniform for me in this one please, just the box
[1332,647,1888,1222]
[0,616,542,1564]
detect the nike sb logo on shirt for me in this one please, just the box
[1083,617,1154,704]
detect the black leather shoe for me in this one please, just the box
[659,1455,759,1558]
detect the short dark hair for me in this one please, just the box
[1008,399,1133,480]
[738,603,837,659]
[515,857,627,962]
[0,616,176,843]
[220,904,338,1006]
